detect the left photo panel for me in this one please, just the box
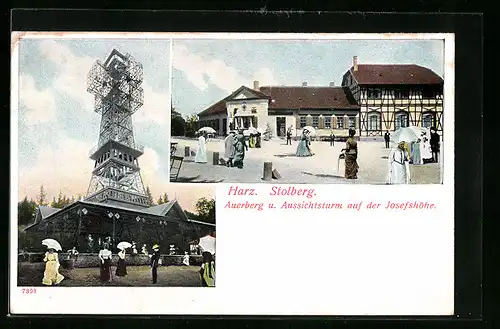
[13,34,216,287]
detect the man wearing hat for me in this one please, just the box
[150,244,161,284]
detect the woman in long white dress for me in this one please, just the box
[386,141,411,184]
[195,132,208,163]
[420,136,433,164]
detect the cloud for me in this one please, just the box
[133,84,170,125]
[173,44,278,93]
[18,137,94,201]
[38,39,95,111]
[19,74,56,125]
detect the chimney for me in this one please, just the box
[253,80,259,90]
[353,56,358,72]
[302,82,307,87]
[329,81,335,87]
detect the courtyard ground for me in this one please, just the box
[171,137,441,184]
[18,263,203,287]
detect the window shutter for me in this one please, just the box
[306,115,313,126]
[318,115,325,129]
[343,115,349,128]
[355,114,359,129]
[331,115,337,128]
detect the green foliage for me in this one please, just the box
[195,197,215,224]
[50,191,73,209]
[18,197,37,226]
[157,193,169,205]
[36,185,47,206]
[171,108,186,136]
[184,114,198,138]
[145,186,154,206]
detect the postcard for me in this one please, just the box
[10,32,454,315]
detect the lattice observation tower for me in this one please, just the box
[85,49,148,208]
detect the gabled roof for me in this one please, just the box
[348,64,443,85]
[260,86,359,110]
[39,206,61,218]
[198,85,270,117]
[198,85,359,116]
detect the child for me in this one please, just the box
[199,251,215,287]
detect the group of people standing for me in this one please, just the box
[223,130,250,169]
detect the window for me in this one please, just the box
[336,118,344,129]
[348,116,356,129]
[324,117,331,129]
[422,112,434,128]
[395,112,409,130]
[394,90,409,98]
[367,89,381,99]
[299,116,307,128]
[312,115,319,128]
[367,112,381,131]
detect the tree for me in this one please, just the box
[195,197,215,224]
[18,197,38,226]
[36,185,47,206]
[145,186,154,206]
[157,193,170,205]
[171,108,186,136]
[185,114,199,138]
[50,191,73,209]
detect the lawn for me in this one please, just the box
[18,263,204,287]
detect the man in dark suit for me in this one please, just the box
[286,128,292,145]
[150,244,161,284]
[330,132,335,146]
[430,127,440,163]
[384,131,391,148]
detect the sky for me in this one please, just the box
[15,37,213,212]
[172,39,445,117]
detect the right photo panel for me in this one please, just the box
[170,38,444,185]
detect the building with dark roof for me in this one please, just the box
[24,199,215,253]
[197,81,361,138]
[341,56,444,136]
[197,57,444,138]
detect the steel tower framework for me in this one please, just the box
[85,49,149,208]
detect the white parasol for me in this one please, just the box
[116,241,132,250]
[391,127,420,144]
[42,238,62,251]
[197,127,216,134]
[242,130,251,136]
[302,126,316,136]
[198,235,216,255]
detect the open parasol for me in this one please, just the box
[42,238,62,251]
[302,126,316,136]
[197,127,216,134]
[198,235,216,255]
[391,127,421,144]
[117,241,132,251]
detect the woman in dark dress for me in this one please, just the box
[115,248,127,277]
[342,128,359,179]
[98,243,112,282]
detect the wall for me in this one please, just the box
[19,252,205,268]
[198,113,226,135]
[226,99,269,132]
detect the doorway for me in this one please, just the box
[276,117,286,137]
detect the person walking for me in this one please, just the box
[386,141,411,184]
[330,131,335,146]
[224,131,236,167]
[384,130,391,148]
[42,248,65,286]
[430,127,440,163]
[342,129,359,179]
[150,244,161,284]
[286,128,292,145]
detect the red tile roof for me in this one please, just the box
[198,85,358,116]
[261,86,359,110]
[350,64,443,85]
[197,86,270,116]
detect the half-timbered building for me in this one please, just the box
[341,56,444,137]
